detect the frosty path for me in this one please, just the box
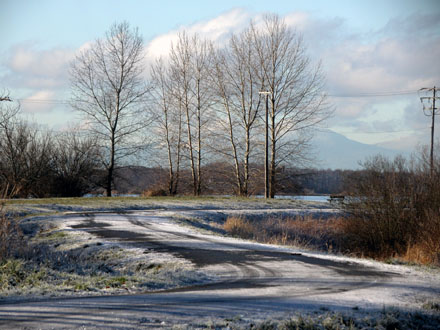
[1,210,439,329]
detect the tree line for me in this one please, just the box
[0,97,100,197]
[70,15,330,197]
[1,15,330,197]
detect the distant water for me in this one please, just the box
[255,195,330,203]
[83,193,330,202]
[283,195,330,203]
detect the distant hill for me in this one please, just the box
[312,130,405,170]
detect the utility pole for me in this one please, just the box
[259,91,271,199]
[420,86,440,175]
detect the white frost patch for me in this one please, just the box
[14,207,440,313]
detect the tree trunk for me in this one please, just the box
[269,110,276,198]
[165,110,174,196]
[243,127,250,196]
[196,83,202,196]
[185,102,197,196]
[173,103,183,195]
[224,99,243,196]
[107,134,115,197]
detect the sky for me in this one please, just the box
[1,0,439,153]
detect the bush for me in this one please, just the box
[341,151,440,264]
[0,187,24,261]
[0,212,24,260]
[223,215,345,251]
[141,188,168,197]
[223,217,255,239]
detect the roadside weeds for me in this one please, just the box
[0,222,211,300]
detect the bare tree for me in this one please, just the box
[192,35,212,195]
[70,21,149,196]
[169,33,195,194]
[150,58,183,195]
[210,29,263,196]
[0,107,53,198]
[0,90,12,103]
[0,97,21,195]
[252,15,330,197]
[51,130,101,197]
[169,33,212,195]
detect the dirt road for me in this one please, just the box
[1,211,439,329]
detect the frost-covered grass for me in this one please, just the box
[1,196,330,301]
[247,309,440,330]
[3,195,323,219]
[0,224,211,300]
[169,308,440,329]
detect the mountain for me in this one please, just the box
[311,130,405,170]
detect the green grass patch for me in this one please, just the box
[0,259,47,290]
[43,231,68,240]
[423,301,440,312]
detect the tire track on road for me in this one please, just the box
[69,212,394,298]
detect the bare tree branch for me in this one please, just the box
[70,21,150,196]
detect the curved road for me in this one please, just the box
[0,211,438,329]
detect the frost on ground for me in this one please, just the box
[3,197,319,300]
[1,198,439,329]
[0,215,213,301]
[4,196,329,219]
[175,308,440,329]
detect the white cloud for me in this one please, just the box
[142,9,438,152]
[284,12,309,29]
[322,14,440,95]
[145,8,250,63]
[20,90,57,113]
[1,8,438,150]
[3,43,75,90]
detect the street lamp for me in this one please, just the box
[259,91,271,199]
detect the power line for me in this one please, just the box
[17,99,70,104]
[327,90,418,98]
[12,89,420,104]
[331,127,430,135]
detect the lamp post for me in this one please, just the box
[259,91,271,199]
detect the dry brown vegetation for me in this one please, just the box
[0,185,24,261]
[0,208,23,261]
[141,188,168,197]
[342,152,440,265]
[224,151,440,266]
[224,212,440,266]
[224,215,346,252]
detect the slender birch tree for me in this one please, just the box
[70,22,149,196]
[169,33,212,195]
[150,58,183,195]
[211,29,263,196]
[252,14,330,197]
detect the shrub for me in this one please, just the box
[141,188,168,197]
[0,186,24,261]
[341,151,440,264]
[223,215,345,251]
[223,217,254,239]
[0,212,24,261]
